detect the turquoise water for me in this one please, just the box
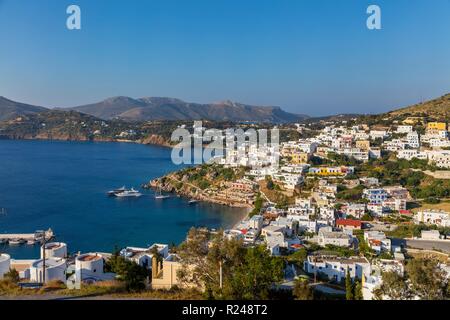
[0,140,247,259]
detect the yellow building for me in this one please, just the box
[427,122,447,131]
[151,254,183,289]
[291,152,310,164]
[355,140,370,151]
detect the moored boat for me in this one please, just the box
[9,239,25,245]
[107,186,127,196]
[115,188,142,198]
[155,186,170,199]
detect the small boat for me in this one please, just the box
[115,188,142,198]
[108,186,127,196]
[188,199,199,205]
[9,239,25,245]
[27,239,36,245]
[155,187,170,199]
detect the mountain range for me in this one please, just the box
[0,96,309,123]
[1,93,449,123]
[0,96,48,121]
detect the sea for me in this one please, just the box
[0,140,247,259]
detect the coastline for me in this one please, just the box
[0,135,173,149]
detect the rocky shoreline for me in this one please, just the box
[144,175,254,209]
[0,134,173,148]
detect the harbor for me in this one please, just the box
[0,229,54,246]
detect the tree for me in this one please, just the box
[406,258,447,300]
[345,269,354,300]
[106,253,149,292]
[374,271,410,300]
[228,245,284,300]
[354,280,363,300]
[177,228,284,299]
[293,279,313,300]
[3,268,20,284]
[286,248,308,267]
[249,193,263,217]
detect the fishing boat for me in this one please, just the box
[155,187,170,200]
[115,188,142,198]
[107,186,127,196]
[27,239,36,245]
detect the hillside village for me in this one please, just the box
[147,113,450,299]
[1,95,450,300]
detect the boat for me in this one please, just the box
[27,239,36,245]
[107,186,127,196]
[155,187,170,200]
[9,239,25,245]
[115,188,142,198]
[188,199,199,205]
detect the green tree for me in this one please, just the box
[354,280,363,300]
[345,269,354,300]
[228,245,284,299]
[106,253,149,292]
[293,279,313,300]
[177,228,284,300]
[406,258,447,300]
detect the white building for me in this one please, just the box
[66,253,116,289]
[415,210,450,227]
[364,231,391,253]
[120,244,169,270]
[405,131,420,148]
[41,242,68,259]
[0,253,11,279]
[29,257,67,283]
[421,230,441,240]
[363,188,388,204]
[304,255,371,282]
[396,125,413,133]
[318,229,353,247]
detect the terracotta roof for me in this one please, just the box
[336,219,362,227]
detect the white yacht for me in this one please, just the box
[107,186,127,196]
[115,188,142,198]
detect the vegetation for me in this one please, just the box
[293,279,313,300]
[345,270,354,300]
[374,258,449,300]
[105,251,149,292]
[176,228,284,300]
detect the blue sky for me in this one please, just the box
[0,0,449,116]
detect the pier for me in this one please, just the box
[0,228,54,244]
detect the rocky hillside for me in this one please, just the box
[69,96,309,123]
[387,93,449,119]
[0,96,48,121]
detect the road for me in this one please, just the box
[392,238,450,254]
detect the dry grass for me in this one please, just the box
[412,201,450,213]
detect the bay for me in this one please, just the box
[0,140,247,259]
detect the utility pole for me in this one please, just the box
[219,260,223,290]
[41,233,47,285]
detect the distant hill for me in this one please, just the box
[387,93,449,119]
[0,96,48,121]
[68,96,309,123]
